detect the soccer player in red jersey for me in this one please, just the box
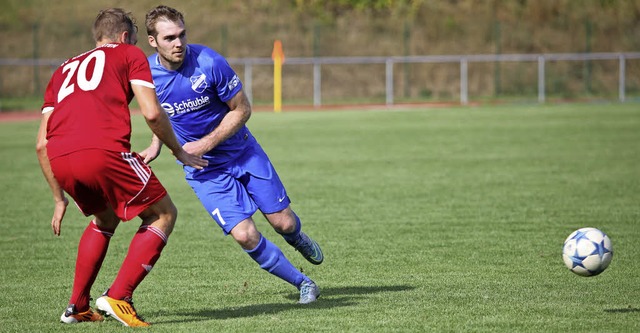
[35,8,207,327]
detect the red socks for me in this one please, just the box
[107,225,167,300]
[69,221,113,312]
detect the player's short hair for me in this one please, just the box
[145,5,185,38]
[92,8,137,43]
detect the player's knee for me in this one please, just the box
[232,223,261,250]
[278,219,296,234]
[267,208,297,233]
[155,196,177,221]
[141,196,178,234]
[235,232,260,249]
[161,201,178,233]
[94,208,120,230]
[94,217,119,231]
[166,200,178,222]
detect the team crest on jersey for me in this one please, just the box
[190,73,208,93]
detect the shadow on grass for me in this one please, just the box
[282,284,415,302]
[604,307,640,313]
[153,284,414,324]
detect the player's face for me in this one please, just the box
[150,20,187,70]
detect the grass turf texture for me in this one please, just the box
[0,103,638,332]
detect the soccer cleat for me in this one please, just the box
[288,232,324,265]
[299,279,320,304]
[95,296,150,327]
[60,304,104,324]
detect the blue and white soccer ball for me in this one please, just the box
[562,227,613,277]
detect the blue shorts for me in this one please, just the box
[185,143,290,235]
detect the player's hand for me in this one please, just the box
[51,196,69,236]
[174,149,208,170]
[182,140,212,157]
[139,145,161,164]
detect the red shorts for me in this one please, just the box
[49,149,167,221]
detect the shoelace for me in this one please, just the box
[300,282,314,295]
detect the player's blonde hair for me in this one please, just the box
[145,5,185,38]
[92,8,137,43]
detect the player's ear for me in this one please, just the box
[148,35,157,48]
[122,31,137,45]
[118,31,128,44]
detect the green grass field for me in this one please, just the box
[1,103,639,332]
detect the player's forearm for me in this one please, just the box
[145,111,184,154]
[36,115,65,202]
[36,145,64,203]
[37,152,66,202]
[202,107,250,150]
[201,90,252,150]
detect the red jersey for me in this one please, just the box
[42,43,155,159]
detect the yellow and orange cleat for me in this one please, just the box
[96,295,150,327]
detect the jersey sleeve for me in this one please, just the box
[41,71,58,114]
[211,53,242,102]
[126,46,155,89]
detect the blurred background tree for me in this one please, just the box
[0,0,638,104]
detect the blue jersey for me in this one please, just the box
[148,44,253,174]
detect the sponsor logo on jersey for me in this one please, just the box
[190,73,208,93]
[227,74,240,91]
[161,95,211,117]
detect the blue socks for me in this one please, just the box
[246,234,305,288]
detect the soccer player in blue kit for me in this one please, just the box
[140,5,323,304]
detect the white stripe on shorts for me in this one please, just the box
[121,152,150,184]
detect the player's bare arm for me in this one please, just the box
[182,89,252,156]
[35,111,69,236]
[133,83,208,169]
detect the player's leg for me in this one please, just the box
[50,151,115,323]
[232,218,305,285]
[97,195,176,327]
[106,194,175,298]
[60,208,119,323]
[239,144,324,265]
[92,151,172,326]
[239,146,322,301]
[265,207,324,265]
[187,163,319,302]
[237,144,324,265]
[231,218,318,303]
